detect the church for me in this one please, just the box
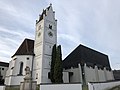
[5,4,114,86]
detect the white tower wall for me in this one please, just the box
[33,4,57,84]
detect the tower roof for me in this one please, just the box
[12,39,34,57]
[36,4,54,24]
[63,44,111,70]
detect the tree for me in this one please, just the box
[53,45,63,83]
[50,44,56,83]
[0,69,4,85]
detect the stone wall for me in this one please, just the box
[40,83,82,90]
[88,81,120,90]
[0,85,5,90]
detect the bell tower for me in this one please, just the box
[33,4,57,84]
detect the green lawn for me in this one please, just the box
[82,85,88,90]
[108,85,120,90]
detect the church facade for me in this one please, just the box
[5,4,114,86]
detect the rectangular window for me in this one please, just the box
[36,73,38,79]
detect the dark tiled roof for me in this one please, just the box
[0,61,9,67]
[12,39,34,57]
[63,44,111,70]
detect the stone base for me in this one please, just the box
[20,81,37,90]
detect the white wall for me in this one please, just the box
[5,55,33,85]
[63,72,69,83]
[84,64,114,84]
[64,68,81,83]
[98,69,106,82]
[0,66,8,79]
[88,81,120,90]
[5,60,15,76]
[0,86,5,90]
[84,66,96,83]
[12,55,33,75]
[63,64,114,85]
[106,70,114,80]
[40,83,82,90]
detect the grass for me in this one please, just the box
[5,86,19,90]
[82,85,88,90]
[108,85,120,90]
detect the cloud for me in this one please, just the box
[0,0,120,69]
[51,0,120,69]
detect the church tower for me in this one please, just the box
[33,4,57,84]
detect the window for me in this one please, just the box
[13,58,17,60]
[49,61,51,66]
[11,67,14,69]
[2,68,4,70]
[49,24,52,29]
[48,72,50,79]
[19,62,23,75]
[27,57,29,60]
[69,72,73,83]
[36,73,38,79]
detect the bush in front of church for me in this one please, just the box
[53,45,63,83]
[50,45,63,83]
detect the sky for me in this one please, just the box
[0,0,120,70]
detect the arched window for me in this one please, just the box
[19,62,23,75]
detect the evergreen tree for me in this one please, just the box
[53,45,63,83]
[0,69,4,85]
[50,44,56,83]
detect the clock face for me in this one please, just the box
[38,32,41,37]
[48,31,53,37]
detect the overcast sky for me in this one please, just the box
[0,0,120,70]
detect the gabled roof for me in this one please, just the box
[12,39,34,57]
[63,44,111,70]
[0,61,9,67]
